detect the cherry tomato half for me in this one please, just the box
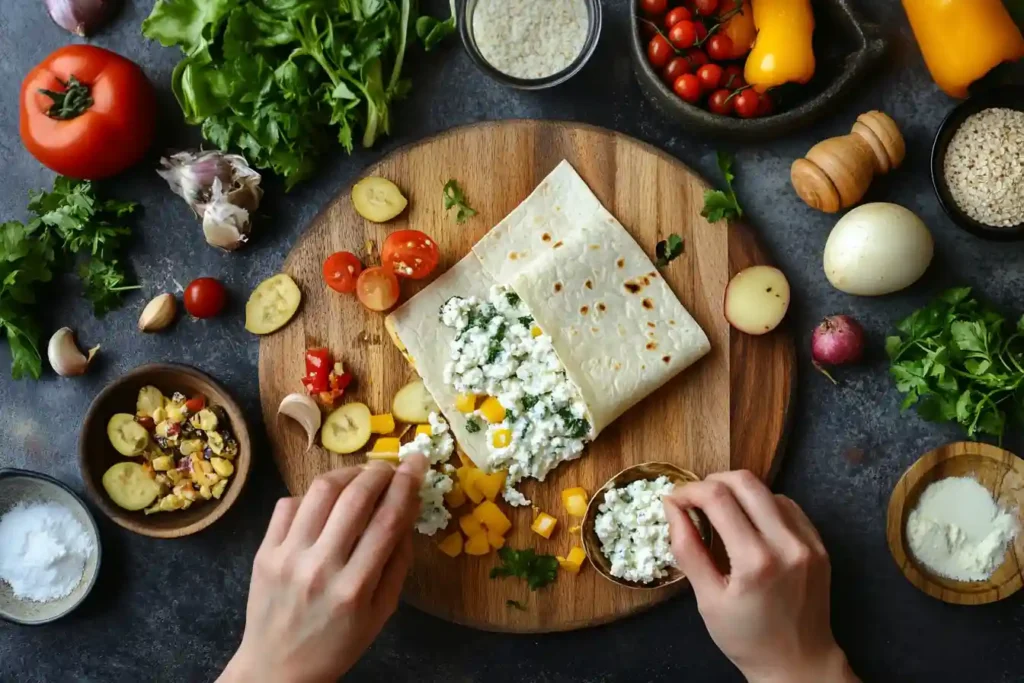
[706,33,734,61]
[673,74,702,104]
[708,88,734,115]
[662,56,691,85]
[184,277,226,319]
[733,89,761,118]
[647,34,674,69]
[694,0,719,15]
[323,251,363,293]
[184,396,206,413]
[665,6,692,29]
[697,63,724,91]
[382,230,440,280]
[356,267,400,312]
[668,20,697,49]
[722,64,746,90]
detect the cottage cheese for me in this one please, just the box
[398,412,454,466]
[472,0,589,80]
[399,413,455,535]
[440,286,590,505]
[594,477,677,584]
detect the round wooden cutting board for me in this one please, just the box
[259,120,795,632]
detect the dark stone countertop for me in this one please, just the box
[2,1,1024,681]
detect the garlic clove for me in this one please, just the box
[278,393,322,451]
[138,293,178,332]
[47,327,98,377]
[203,199,251,251]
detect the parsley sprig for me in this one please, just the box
[443,179,477,224]
[887,287,1024,441]
[701,151,743,223]
[490,547,559,590]
[655,234,684,267]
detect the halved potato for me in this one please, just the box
[724,266,790,335]
[245,274,302,335]
[322,402,372,454]
[351,177,408,223]
[392,380,439,424]
[107,413,151,456]
[102,462,161,511]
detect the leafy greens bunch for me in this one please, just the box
[142,0,456,190]
[0,178,138,380]
[887,287,1024,441]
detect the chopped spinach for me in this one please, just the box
[518,316,533,327]
[505,291,521,307]
[521,395,540,411]
[558,408,590,438]
[485,321,507,364]
[465,418,482,433]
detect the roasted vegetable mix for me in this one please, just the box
[142,0,456,190]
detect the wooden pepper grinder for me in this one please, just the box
[790,111,905,213]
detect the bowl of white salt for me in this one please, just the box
[0,469,101,625]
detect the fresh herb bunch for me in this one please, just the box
[443,179,477,223]
[701,151,743,223]
[142,0,456,190]
[886,287,1024,440]
[0,177,139,379]
[490,547,559,590]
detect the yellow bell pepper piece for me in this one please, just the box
[487,529,506,549]
[366,437,400,463]
[556,546,587,574]
[744,0,815,91]
[479,396,506,423]
[473,501,512,535]
[531,512,558,539]
[465,532,491,556]
[457,450,475,468]
[531,325,543,338]
[459,467,486,504]
[491,429,512,449]
[561,487,589,518]
[903,0,1024,99]
[444,482,467,509]
[459,513,484,537]
[415,424,433,437]
[369,413,396,434]
[455,393,478,413]
[476,470,507,502]
[438,531,463,557]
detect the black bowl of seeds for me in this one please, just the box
[931,87,1024,241]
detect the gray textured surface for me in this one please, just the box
[1,1,1023,682]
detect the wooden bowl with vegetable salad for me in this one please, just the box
[79,364,251,538]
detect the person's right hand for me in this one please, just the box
[663,471,859,683]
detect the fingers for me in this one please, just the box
[775,495,827,557]
[314,460,399,561]
[343,453,427,589]
[706,471,803,554]
[664,496,724,595]
[668,479,764,559]
[261,496,300,549]
[370,531,414,619]
[284,467,362,548]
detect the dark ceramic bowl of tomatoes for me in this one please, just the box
[631,0,887,140]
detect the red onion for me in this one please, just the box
[812,315,865,383]
[44,0,119,37]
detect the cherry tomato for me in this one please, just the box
[685,48,709,69]
[323,251,363,293]
[706,33,734,61]
[20,45,155,180]
[184,277,227,319]
[382,230,440,280]
[665,6,692,28]
[668,20,697,49]
[647,34,673,69]
[694,0,719,14]
[673,74,703,104]
[662,56,691,85]
[694,22,709,43]
[757,92,775,117]
[708,89,734,115]
[733,88,760,118]
[356,267,400,312]
[722,64,746,90]
[184,396,206,413]
[696,63,724,91]
[136,416,155,432]
[640,0,668,14]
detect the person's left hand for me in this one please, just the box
[219,455,428,683]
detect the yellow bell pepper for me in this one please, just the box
[459,513,484,537]
[473,501,512,535]
[744,0,815,91]
[465,532,491,556]
[557,547,587,574]
[491,429,512,449]
[455,393,478,413]
[458,467,486,504]
[475,470,508,502]
[530,325,543,338]
[560,487,589,518]
[486,529,506,549]
[444,482,467,509]
[415,424,433,437]
[367,437,400,463]
[438,531,463,557]
[902,0,1024,98]
[479,397,506,423]
[369,413,395,434]
[531,512,558,539]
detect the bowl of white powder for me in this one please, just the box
[0,469,101,625]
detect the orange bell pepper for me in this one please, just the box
[744,0,815,91]
[902,0,1024,98]
[719,1,756,59]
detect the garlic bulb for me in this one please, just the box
[278,393,322,451]
[44,0,119,36]
[47,327,98,377]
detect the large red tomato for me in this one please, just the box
[20,45,156,180]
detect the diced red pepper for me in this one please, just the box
[305,348,331,373]
[185,396,206,413]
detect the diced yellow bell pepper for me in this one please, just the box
[455,393,478,413]
[465,532,491,556]
[487,529,505,549]
[369,413,396,434]
[444,482,467,509]
[459,513,484,537]
[457,450,474,468]
[210,457,234,478]
[556,546,587,574]
[415,424,433,437]
[473,501,512,535]
[476,470,507,501]
[366,437,401,463]
[531,325,543,338]
[479,397,506,423]
[461,468,486,504]
[561,487,589,518]
[531,512,558,539]
[151,455,174,471]
[438,531,463,558]
[491,429,512,449]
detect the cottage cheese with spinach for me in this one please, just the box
[594,477,677,584]
[440,285,591,505]
[399,413,455,535]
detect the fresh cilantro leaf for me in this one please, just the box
[655,233,684,267]
[416,0,456,51]
[506,599,526,611]
[443,179,477,224]
[490,547,559,591]
[701,151,743,223]
[79,259,141,317]
[465,417,482,433]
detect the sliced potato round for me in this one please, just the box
[245,274,302,335]
[351,177,408,223]
[102,462,161,511]
[107,413,151,456]
[136,385,165,417]
[392,380,439,424]
[723,265,791,336]
[322,402,372,454]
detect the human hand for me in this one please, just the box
[220,455,428,683]
[663,471,859,683]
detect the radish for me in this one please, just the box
[812,315,865,383]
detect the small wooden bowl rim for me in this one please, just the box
[582,462,711,590]
[78,363,251,539]
[886,441,1024,605]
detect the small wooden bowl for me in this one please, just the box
[582,462,710,590]
[886,441,1024,605]
[79,364,251,539]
